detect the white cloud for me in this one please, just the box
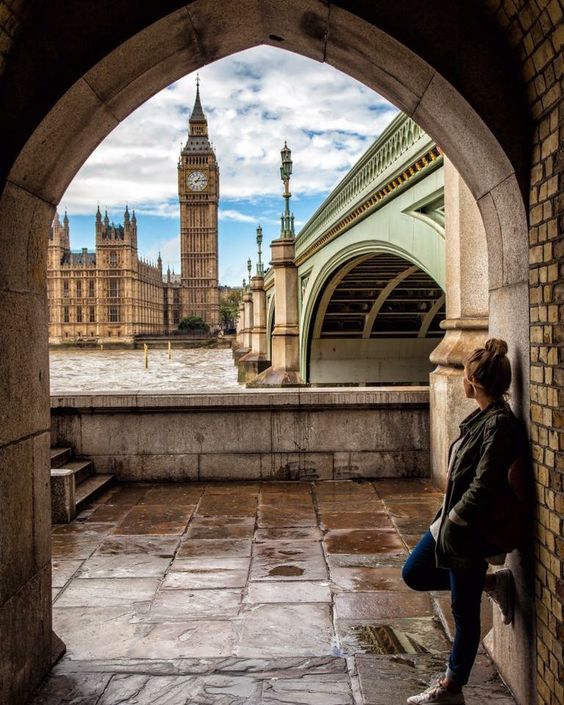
[62,46,398,215]
[219,209,256,223]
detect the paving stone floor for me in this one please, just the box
[32,479,517,704]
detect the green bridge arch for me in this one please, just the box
[264,114,447,384]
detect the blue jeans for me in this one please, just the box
[401,530,487,686]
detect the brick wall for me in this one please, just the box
[485,2,563,703]
[0,1,28,77]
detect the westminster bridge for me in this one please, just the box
[236,113,449,388]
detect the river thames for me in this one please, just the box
[49,348,242,393]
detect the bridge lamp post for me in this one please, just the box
[233,228,269,380]
[256,225,264,275]
[247,141,302,386]
[280,142,295,239]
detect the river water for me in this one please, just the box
[49,348,243,394]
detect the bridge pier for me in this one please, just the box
[232,299,246,359]
[233,290,252,365]
[249,237,303,387]
[238,273,270,383]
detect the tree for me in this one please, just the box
[219,290,243,332]
[178,315,209,333]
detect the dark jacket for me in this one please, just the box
[436,398,526,569]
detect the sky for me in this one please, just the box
[61,46,398,286]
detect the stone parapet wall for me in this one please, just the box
[50,388,430,482]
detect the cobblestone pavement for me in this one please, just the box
[32,480,517,704]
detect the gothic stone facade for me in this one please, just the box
[47,208,181,343]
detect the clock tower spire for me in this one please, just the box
[178,76,220,328]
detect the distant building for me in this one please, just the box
[47,208,181,343]
[47,80,219,344]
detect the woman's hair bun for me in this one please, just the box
[466,337,511,397]
[485,338,508,357]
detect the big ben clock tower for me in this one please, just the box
[178,77,220,328]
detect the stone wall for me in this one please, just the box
[0,1,28,77]
[310,339,438,386]
[0,8,55,704]
[50,389,430,481]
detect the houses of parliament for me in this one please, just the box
[47,81,220,344]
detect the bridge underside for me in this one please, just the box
[308,252,445,385]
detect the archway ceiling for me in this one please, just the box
[0,0,530,197]
[320,253,445,339]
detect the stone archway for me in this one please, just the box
[0,3,532,705]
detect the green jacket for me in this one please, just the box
[436,399,524,569]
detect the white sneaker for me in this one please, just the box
[486,568,514,625]
[406,681,465,704]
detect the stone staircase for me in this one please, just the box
[50,446,114,523]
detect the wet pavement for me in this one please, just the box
[35,480,517,704]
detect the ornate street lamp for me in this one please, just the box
[280,141,295,239]
[256,225,264,275]
[280,141,292,179]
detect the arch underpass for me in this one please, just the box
[0,3,552,705]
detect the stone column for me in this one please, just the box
[250,275,267,360]
[0,187,64,705]
[242,288,253,352]
[232,287,248,363]
[238,273,270,383]
[429,157,489,485]
[235,298,245,342]
[235,287,254,379]
[249,236,303,386]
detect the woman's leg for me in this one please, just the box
[446,560,488,686]
[402,530,451,592]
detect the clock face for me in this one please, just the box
[187,170,208,191]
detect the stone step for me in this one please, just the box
[51,467,78,524]
[76,474,115,512]
[58,459,94,486]
[50,446,72,468]
[50,448,113,523]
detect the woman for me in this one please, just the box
[403,338,526,705]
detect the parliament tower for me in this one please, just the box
[178,78,220,327]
